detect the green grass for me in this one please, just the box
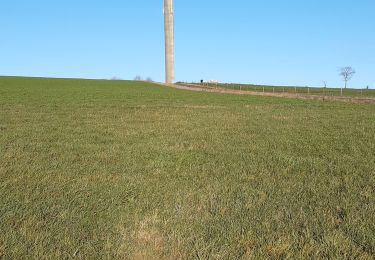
[1,76,375,259]
[197,82,375,98]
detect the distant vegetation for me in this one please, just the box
[133,76,153,82]
[1,77,374,259]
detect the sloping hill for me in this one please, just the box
[1,77,375,259]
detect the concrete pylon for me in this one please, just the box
[164,0,174,84]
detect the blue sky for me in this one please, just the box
[1,0,374,88]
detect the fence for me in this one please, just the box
[197,83,374,98]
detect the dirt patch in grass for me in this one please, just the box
[183,105,226,109]
[131,214,166,259]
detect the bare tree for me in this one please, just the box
[146,77,153,82]
[339,67,355,89]
[323,81,327,88]
[134,76,142,81]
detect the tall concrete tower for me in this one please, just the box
[164,0,174,84]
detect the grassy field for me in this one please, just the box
[1,76,375,259]
[195,82,375,98]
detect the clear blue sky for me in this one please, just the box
[1,0,374,88]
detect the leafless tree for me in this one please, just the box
[134,76,142,81]
[339,67,355,89]
[323,81,327,88]
[146,77,153,82]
